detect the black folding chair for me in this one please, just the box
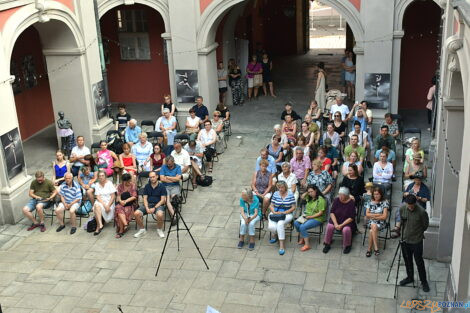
[147,131,164,145]
[296,223,324,245]
[401,128,422,161]
[141,120,155,133]
[362,207,392,250]
[106,130,121,137]
[137,171,150,189]
[174,133,190,145]
[90,142,101,154]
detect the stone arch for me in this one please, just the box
[98,0,170,32]
[2,2,84,72]
[198,0,365,50]
[395,0,444,31]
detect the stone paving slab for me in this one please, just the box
[1,50,449,313]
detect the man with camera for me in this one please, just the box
[398,194,430,292]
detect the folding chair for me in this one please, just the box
[137,171,150,189]
[362,207,392,249]
[106,130,121,137]
[296,223,324,245]
[223,120,232,138]
[141,120,155,133]
[401,128,422,161]
[147,131,164,145]
[90,142,101,154]
[35,199,57,226]
[174,133,190,145]
[136,187,166,231]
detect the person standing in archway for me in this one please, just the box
[262,53,276,98]
[228,59,243,106]
[314,62,327,112]
[217,61,228,105]
[246,55,263,101]
[426,76,436,131]
[344,51,356,100]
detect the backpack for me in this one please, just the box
[196,175,213,187]
[86,217,97,233]
[107,133,124,155]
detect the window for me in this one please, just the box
[116,9,151,60]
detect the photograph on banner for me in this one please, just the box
[364,73,391,109]
[93,80,109,120]
[176,70,199,103]
[1,128,25,180]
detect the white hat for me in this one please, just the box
[338,187,350,196]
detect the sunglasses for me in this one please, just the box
[334,115,341,117]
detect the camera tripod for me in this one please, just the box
[386,219,415,299]
[155,197,209,277]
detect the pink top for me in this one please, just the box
[246,62,262,78]
[97,149,114,176]
[290,155,312,180]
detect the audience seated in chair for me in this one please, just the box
[382,113,400,139]
[323,139,340,179]
[92,171,116,236]
[340,164,365,204]
[150,143,166,173]
[124,119,141,146]
[55,173,82,234]
[267,136,284,171]
[51,149,70,188]
[294,185,326,251]
[365,187,389,257]
[306,159,334,202]
[282,114,297,146]
[303,114,321,146]
[156,108,177,145]
[268,181,296,255]
[290,147,311,189]
[78,155,98,204]
[344,134,366,164]
[323,123,340,148]
[404,138,424,173]
[119,143,138,182]
[251,159,273,218]
[403,153,427,190]
[134,171,166,239]
[22,171,57,232]
[256,148,277,176]
[131,133,153,172]
[323,187,356,254]
[185,109,201,141]
[277,162,299,202]
[349,121,369,149]
[374,125,396,154]
[171,142,191,181]
[159,156,181,225]
[184,140,205,187]
[114,173,137,238]
[211,111,225,154]
[197,121,217,173]
[342,151,363,176]
[238,188,261,250]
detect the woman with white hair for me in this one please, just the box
[273,124,291,158]
[268,181,296,255]
[157,108,177,145]
[238,188,261,250]
[131,133,153,172]
[322,187,356,254]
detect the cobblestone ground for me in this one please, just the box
[0,50,447,313]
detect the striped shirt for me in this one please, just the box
[271,191,296,213]
[59,181,82,204]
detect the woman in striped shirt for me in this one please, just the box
[268,181,296,255]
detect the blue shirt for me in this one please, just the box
[375,149,396,162]
[326,147,339,160]
[191,104,209,121]
[239,196,260,216]
[125,125,142,143]
[160,164,182,186]
[351,116,368,132]
[255,155,277,174]
[143,182,167,205]
[271,191,296,212]
[59,181,82,204]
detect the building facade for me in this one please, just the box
[0,0,467,302]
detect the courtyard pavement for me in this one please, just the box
[0,50,447,313]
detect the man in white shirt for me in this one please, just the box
[70,136,90,176]
[348,121,369,149]
[329,96,350,122]
[171,141,191,181]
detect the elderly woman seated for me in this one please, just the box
[306,159,334,202]
[238,188,261,250]
[131,132,153,172]
[185,108,200,141]
[323,187,356,254]
[365,187,389,257]
[267,135,284,172]
[294,185,326,251]
[268,181,296,255]
[277,162,298,202]
[403,152,427,190]
[251,159,273,218]
[211,110,225,154]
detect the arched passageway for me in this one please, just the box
[99,3,170,105]
[398,0,441,113]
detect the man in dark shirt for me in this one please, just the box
[115,104,131,135]
[191,96,209,126]
[280,103,301,121]
[399,194,430,292]
[374,125,396,153]
[133,171,167,238]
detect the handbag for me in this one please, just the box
[254,74,263,87]
[269,214,286,222]
[296,215,307,224]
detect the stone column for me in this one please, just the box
[390,30,404,114]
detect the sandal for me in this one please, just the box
[366,250,372,257]
[115,233,123,238]
[94,226,103,236]
[123,224,129,233]
[374,249,380,256]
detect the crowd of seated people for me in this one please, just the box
[235,98,430,263]
[22,97,232,238]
